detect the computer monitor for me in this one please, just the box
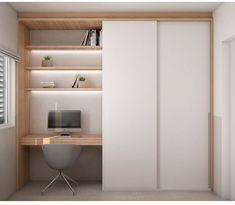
[48,110,81,135]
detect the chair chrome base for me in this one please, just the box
[41,170,78,195]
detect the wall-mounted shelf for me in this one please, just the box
[26,66,102,71]
[26,88,102,91]
[26,45,102,50]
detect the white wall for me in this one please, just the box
[213,2,235,200]
[0,3,17,53]
[230,40,235,200]
[0,2,17,200]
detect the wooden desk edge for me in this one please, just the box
[20,134,102,146]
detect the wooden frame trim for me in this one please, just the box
[19,18,212,22]
[18,12,212,19]
[209,19,214,191]
[16,22,30,190]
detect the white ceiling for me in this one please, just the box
[10,2,221,13]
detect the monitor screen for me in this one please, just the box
[48,110,81,129]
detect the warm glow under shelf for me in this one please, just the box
[26,66,102,71]
[26,45,102,50]
[26,88,102,91]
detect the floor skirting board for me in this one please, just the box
[9,181,223,201]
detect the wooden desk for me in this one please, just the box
[20,134,102,146]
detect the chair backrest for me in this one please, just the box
[42,144,82,170]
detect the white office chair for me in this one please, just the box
[41,144,82,195]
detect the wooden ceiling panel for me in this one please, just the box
[22,20,102,30]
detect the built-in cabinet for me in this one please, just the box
[103,21,211,190]
[17,14,213,191]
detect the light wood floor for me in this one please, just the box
[9,181,223,201]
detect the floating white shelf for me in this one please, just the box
[26,88,102,91]
[26,66,102,71]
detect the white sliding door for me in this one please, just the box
[158,22,210,190]
[103,21,157,190]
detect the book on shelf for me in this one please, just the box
[81,29,102,46]
[81,30,90,46]
[90,30,96,46]
[86,30,92,46]
[80,31,89,46]
[99,30,102,46]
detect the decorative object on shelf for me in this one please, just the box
[40,81,56,88]
[72,74,79,88]
[41,56,53,67]
[79,75,89,88]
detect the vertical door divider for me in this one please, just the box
[156,20,160,190]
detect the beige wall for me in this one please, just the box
[0,3,17,200]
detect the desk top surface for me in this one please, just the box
[20,134,102,146]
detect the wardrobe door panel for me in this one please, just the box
[159,22,210,190]
[103,21,157,190]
